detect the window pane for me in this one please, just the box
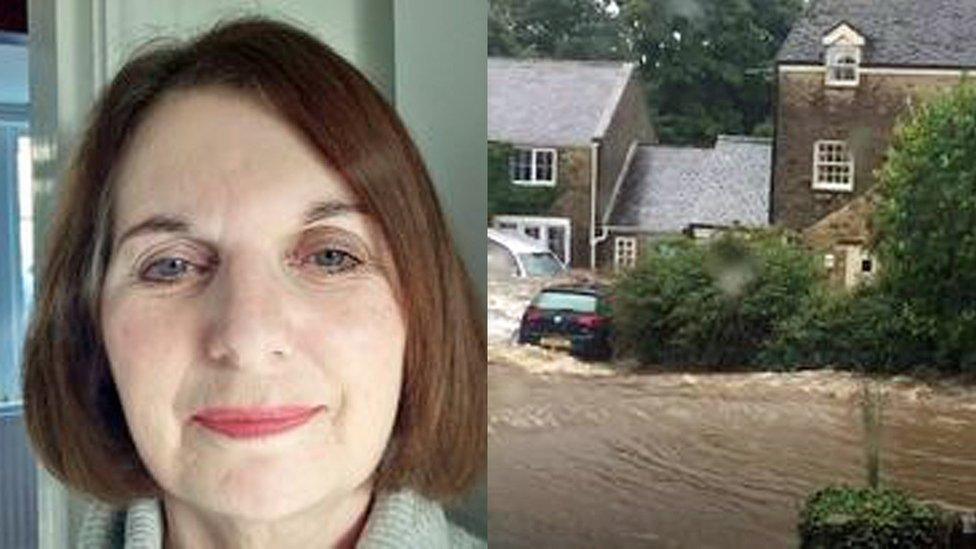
[2,127,28,403]
[815,141,853,188]
[532,291,598,313]
[519,252,564,277]
[546,225,565,262]
[534,150,554,182]
[17,136,33,314]
[511,149,533,181]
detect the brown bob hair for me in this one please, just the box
[22,17,485,504]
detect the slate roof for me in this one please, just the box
[778,0,976,68]
[607,136,771,233]
[488,57,634,147]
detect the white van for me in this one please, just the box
[488,228,566,278]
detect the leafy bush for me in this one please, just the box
[874,84,976,372]
[758,286,938,373]
[613,231,821,368]
[798,485,948,548]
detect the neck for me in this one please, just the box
[162,486,373,549]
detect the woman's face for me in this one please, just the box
[100,88,406,519]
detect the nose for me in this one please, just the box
[203,256,294,369]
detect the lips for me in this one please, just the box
[192,405,324,439]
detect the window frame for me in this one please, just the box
[812,139,855,192]
[0,111,28,405]
[825,45,861,87]
[491,215,571,265]
[613,236,637,272]
[510,147,558,187]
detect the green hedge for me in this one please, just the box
[612,229,967,374]
[798,486,949,548]
[612,231,821,368]
[758,286,938,373]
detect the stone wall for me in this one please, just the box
[802,189,881,287]
[549,147,592,267]
[772,70,963,230]
[597,74,656,221]
[594,230,676,275]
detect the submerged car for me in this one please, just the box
[488,228,566,278]
[517,282,613,360]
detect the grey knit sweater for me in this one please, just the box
[76,489,486,548]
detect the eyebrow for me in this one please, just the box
[113,199,368,253]
[302,199,368,225]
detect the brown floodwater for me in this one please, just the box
[488,278,976,548]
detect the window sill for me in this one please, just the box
[824,80,859,88]
[812,184,854,193]
[512,180,556,188]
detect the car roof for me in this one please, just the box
[539,283,608,296]
[487,228,554,255]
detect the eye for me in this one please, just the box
[139,257,206,284]
[304,247,363,275]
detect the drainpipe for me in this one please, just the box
[589,140,600,270]
[593,226,610,248]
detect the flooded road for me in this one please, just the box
[488,278,976,548]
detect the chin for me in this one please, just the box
[180,457,346,520]
[206,473,337,520]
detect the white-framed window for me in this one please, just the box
[492,215,571,265]
[1,118,30,405]
[510,147,557,186]
[614,236,638,271]
[825,45,861,87]
[822,23,864,88]
[812,140,854,192]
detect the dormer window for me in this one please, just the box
[822,22,865,88]
[826,46,861,86]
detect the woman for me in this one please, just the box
[21,17,485,548]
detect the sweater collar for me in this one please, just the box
[78,489,456,548]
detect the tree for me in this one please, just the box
[488,0,526,57]
[619,0,803,144]
[488,0,805,145]
[489,0,628,60]
[874,84,976,370]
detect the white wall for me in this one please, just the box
[99,0,394,99]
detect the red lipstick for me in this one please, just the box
[192,406,323,439]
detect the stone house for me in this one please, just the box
[488,57,655,268]
[773,0,976,287]
[601,135,772,272]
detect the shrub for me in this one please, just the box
[874,84,976,372]
[798,485,949,548]
[613,231,821,368]
[758,285,938,373]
